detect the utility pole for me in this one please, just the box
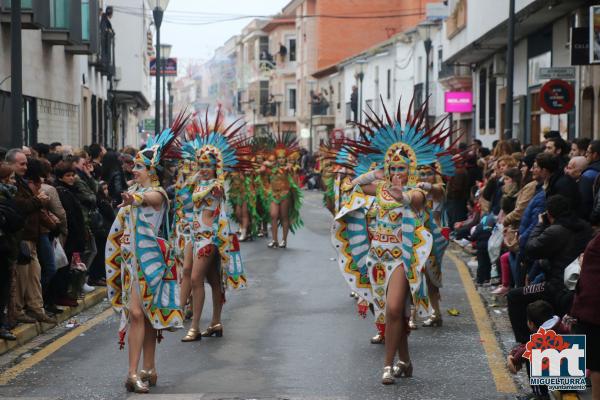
[11,0,23,148]
[424,37,432,131]
[504,0,515,139]
[152,6,164,136]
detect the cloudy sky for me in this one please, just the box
[160,0,291,61]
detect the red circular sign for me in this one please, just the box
[540,79,574,115]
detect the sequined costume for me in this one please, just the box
[106,118,189,348]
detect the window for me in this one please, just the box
[386,69,391,100]
[288,87,297,112]
[259,36,269,55]
[81,0,90,41]
[488,69,496,130]
[259,81,269,115]
[289,38,297,62]
[50,0,70,29]
[479,68,487,130]
[337,81,342,110]
[438,49,443,72]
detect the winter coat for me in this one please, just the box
[545,172,580,210]
[41,183,68,238]
[518,184,545,250]
[578,160,600,220]
[0,184,24,264]
[107,170,127,207]
[503,181,538,228]
[12,176,42,242]
[571,232,600,325]
[524,215,592,294]
[55,181,87,258]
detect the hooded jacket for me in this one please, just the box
[524,215,592,293]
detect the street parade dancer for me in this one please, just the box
[253,136,274,238]
[332,100,458,385]
[328,137,389,344]
[172,134,196,319]
[105,113,189,393]
[264,132,303,249]
[411,151,455,329]
[179,109,249,343]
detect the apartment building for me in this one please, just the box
[443,0,596,146]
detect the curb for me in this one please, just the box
[0,287,108,356]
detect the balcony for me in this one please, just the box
[38,0,82,46]
[0,0,42,29]
[438,64,472,92]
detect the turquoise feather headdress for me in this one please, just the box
[180,107,252,178]
[135,111,191,180]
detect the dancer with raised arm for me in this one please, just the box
[105,114,189,393]
[179,110,249,343]
[333,101,458,385]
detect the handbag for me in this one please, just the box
[563,257,581,291]
[487,223,504,262]
[53,238,69,269]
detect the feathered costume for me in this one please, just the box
[332,100,458,337]
[266,132,303,234]
[181,110,251,290]
[105,113,190,349]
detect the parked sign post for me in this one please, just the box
[539,79,574,115]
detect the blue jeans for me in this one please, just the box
[37,234,57,290]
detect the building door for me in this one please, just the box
[91,94,97,144]
[530,90,541,145]
[581,87,594,138]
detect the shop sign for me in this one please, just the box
[444,91,472,113]
[540,80,574,115]
[571,27,589,66]
[150,57,178,76]
[537,67,575,81]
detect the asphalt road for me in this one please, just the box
[0,191,518,400]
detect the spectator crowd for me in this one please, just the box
[0,142,135,341]
[448,132,600,400]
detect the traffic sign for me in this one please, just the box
[537,67,576,81]
[540,79,574,115]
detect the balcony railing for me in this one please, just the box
[438,64,471,80]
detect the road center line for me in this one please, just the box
[447,251,518,394]
[0,308,113,385]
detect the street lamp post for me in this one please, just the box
[160,43,172,130]
[355,60,367,124]
[10,0,23,148]
[167,81,173,126]
[504,0,515,139]
[307,80,316,154]
[152,0,169,136]
[417,21,437,131]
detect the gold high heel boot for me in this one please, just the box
[125,374,149,393]
[381,366,395,385]
[409,306,418,330]
[370,333,384,344]
[393,360,413,378]
[201,323,223,337]
[422,310,443,327]
[181,328,202,342]
[140,369,158,387]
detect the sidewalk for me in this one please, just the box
[0,288,108,356]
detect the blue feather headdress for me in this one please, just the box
[180,107,252,178]
[135,111,191,183]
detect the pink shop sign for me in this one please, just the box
[445,92,473,113]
